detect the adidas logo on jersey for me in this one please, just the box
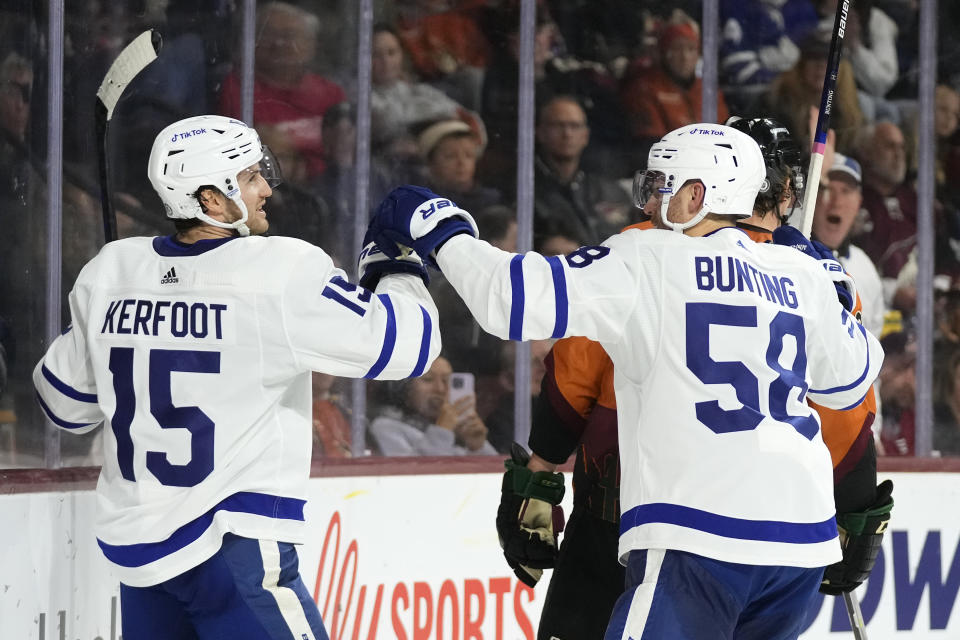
[160,267,179,285]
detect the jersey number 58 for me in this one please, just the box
[686,302,819,440]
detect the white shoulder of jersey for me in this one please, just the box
[436,232,646,344]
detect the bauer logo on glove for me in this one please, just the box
[366,186,479,269]
[419,199,455,220]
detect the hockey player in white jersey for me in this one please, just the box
[364,122,884,639]
[32,115,449,640]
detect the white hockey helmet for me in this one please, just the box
[633,123,766,232]
[147,115,282,236]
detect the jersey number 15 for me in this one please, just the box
[109,347,219,487]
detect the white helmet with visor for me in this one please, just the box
[633,123,765,232]
[147,115,283,236]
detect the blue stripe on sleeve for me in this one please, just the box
[509,255,525,340]
[364,294,398,379]
[35,393,97,430]
[98,492,305,567]
[809,323,870,395]
[41,364,98,403]
[546,256,568,338]
[410,305,432,377]
[620,503,838,544]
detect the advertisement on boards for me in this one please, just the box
[0,471,957,639]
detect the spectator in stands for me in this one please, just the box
[219,2,346,178]
[0,49,104,462]
[939,1,960,91]
[311,372,352,458]
[817,0,900,123]
[475,204,517,252]
[936,85,960,199]
[0,316,9,397]
[483,339,554,454]
[719,0,819,112]
[394,0,491,110]
[763,31,864,154]
[852,121,915,279]
[933,347,960,456]
[548,0,650,66]
[864,107,960,314]
[0,52,46,453]
[419,118,501,214]
[432,204,517,376]
[0,51,31,146]
[812,153,887,337]
[371,23,471,144]
[620,19,729,149]
[369,355,497,456]
[310,102,393,265]
[254,124,332,249]
[370,23,482,187]
[537,228,584,257]
[877,331,916,456]
[533,95,634,246]
[480,3,628,188]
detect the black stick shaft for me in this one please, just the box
[798,0,853,237]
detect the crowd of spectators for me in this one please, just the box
[3,0,960,465]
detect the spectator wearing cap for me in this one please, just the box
[419,119,502,214]
[762,30,863,154]
[369,24,483,169]
[418,120,502,374]
[620,19,729,147]
[812,153,886,337]
[533,95,635,246]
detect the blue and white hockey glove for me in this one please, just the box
[357,236,429,290]
[366,185,478,269]
[772,225,856,312]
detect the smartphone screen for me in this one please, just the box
[448,372,475,404]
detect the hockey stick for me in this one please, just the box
[790,3,870,635]
[796,0,853,237]
[843,590,868,640]
[95,30,162,243]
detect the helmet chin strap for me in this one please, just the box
[660,195,711,233]
[194,196,252,237]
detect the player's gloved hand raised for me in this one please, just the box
[772,225,856,312]
[366,185,478,269]
[820,479,894,595]
[357,231,429,291]
[496,443,566,588]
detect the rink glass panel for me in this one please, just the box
[1,0,953,472]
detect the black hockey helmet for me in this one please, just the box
[725,116,804,223]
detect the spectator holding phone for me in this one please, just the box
[369,355,497,456]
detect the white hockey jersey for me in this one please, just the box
[33,234,440,586]
[438,226,884,568]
